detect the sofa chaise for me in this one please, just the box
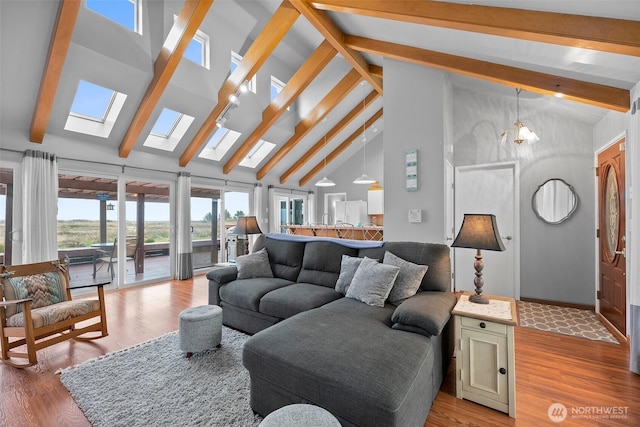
[206,234,456,427]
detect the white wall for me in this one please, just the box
[382,59,449,242]
[453,89,596,305]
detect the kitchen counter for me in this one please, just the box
[284,225,383,241]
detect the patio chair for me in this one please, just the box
[0,258,108,368]
[94,237,137,279]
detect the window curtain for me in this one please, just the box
[176,172,193,280]
[22,150,58,263]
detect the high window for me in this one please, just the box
[231,51,256,93]
[65,80,127,138]
[270,75,289,110]
[86,0,141,35]
[184,29,210,69]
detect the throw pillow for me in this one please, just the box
[335,255,365,295]
[346,257,400,307]
[383,251,429,305]
[236,248,274,279]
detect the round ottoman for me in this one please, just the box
[178,305,222,358]
[259,404,340,427]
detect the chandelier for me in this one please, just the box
[500,88,540,145]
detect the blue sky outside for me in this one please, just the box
[70,81,115,120]
[56,192,249,222]
[87,0,134,31]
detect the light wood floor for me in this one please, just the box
[1,276,638,426]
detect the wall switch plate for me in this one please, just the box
[408,209,422,223]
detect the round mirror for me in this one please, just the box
[532,179,578,225]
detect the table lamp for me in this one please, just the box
[451,214,506,304]
[234,216,262,255]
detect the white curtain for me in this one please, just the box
[176,172,193,280]
[22,150,58,263]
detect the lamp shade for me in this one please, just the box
[451,214,506,252]
[234,216,262,235]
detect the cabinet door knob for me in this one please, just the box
[479,322,486,328]
[499,368,507,375]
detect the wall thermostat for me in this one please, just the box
[408,209,422,223]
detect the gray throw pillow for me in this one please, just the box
[346,257,400,307]
[383,251,429,305]
[335,255,365,295]
[236,248,273,279]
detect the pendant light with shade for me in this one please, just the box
[315,118,336,187]
[353,82,376,185]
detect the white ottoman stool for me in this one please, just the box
[259,404,340,427]
[178,305,222,358]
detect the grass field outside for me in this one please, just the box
[0,220,236,253]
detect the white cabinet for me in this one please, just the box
[367,190,384,215]
[453,293,517,418]
[335,200,368,225]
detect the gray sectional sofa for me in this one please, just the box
[206,234,457,427]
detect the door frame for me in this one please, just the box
[454,161,520,299]
[594,131,628,336]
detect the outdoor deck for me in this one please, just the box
[66,251,222,286]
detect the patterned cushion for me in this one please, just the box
[6,299,101,329]
[1,271,68,318]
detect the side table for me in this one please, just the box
[453,292,518,418]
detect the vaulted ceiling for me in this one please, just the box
[5,0,640,188]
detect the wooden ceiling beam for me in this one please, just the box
[256,68,361,180]
[30,0,81,143]
[223,40,337,174]
[281,89,379,184]
[346,35,630,112]
[310,0,640,57]
[118,0,213,158]
[179,1,300,167]
[289,0,382,94]
[299,108,383,187]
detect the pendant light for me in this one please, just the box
[353,82,376,185]
[315,118,336,187]
[500,88,540,145]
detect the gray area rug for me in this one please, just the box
[518,301,619,344]
[59,327,262,427]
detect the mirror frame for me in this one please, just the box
[532,178,579,225]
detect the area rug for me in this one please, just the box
[59,327,262,427]
[518,301,619,344]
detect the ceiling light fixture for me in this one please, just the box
[500,88,540,145]
[315,118,336,187]
[353,82,376,185]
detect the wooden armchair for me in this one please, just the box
[0,258,108,368]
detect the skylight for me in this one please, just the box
[239,140,276,168]
[70,80,115,122]
[65,80,127,138]
[198,127,242,162]
[144,108,194,152]
[231,51,256,93]
[86,0,141,34]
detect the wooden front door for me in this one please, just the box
[598,138,626,335]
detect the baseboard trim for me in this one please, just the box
[595,312,628,346]
[519,297,595,312]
